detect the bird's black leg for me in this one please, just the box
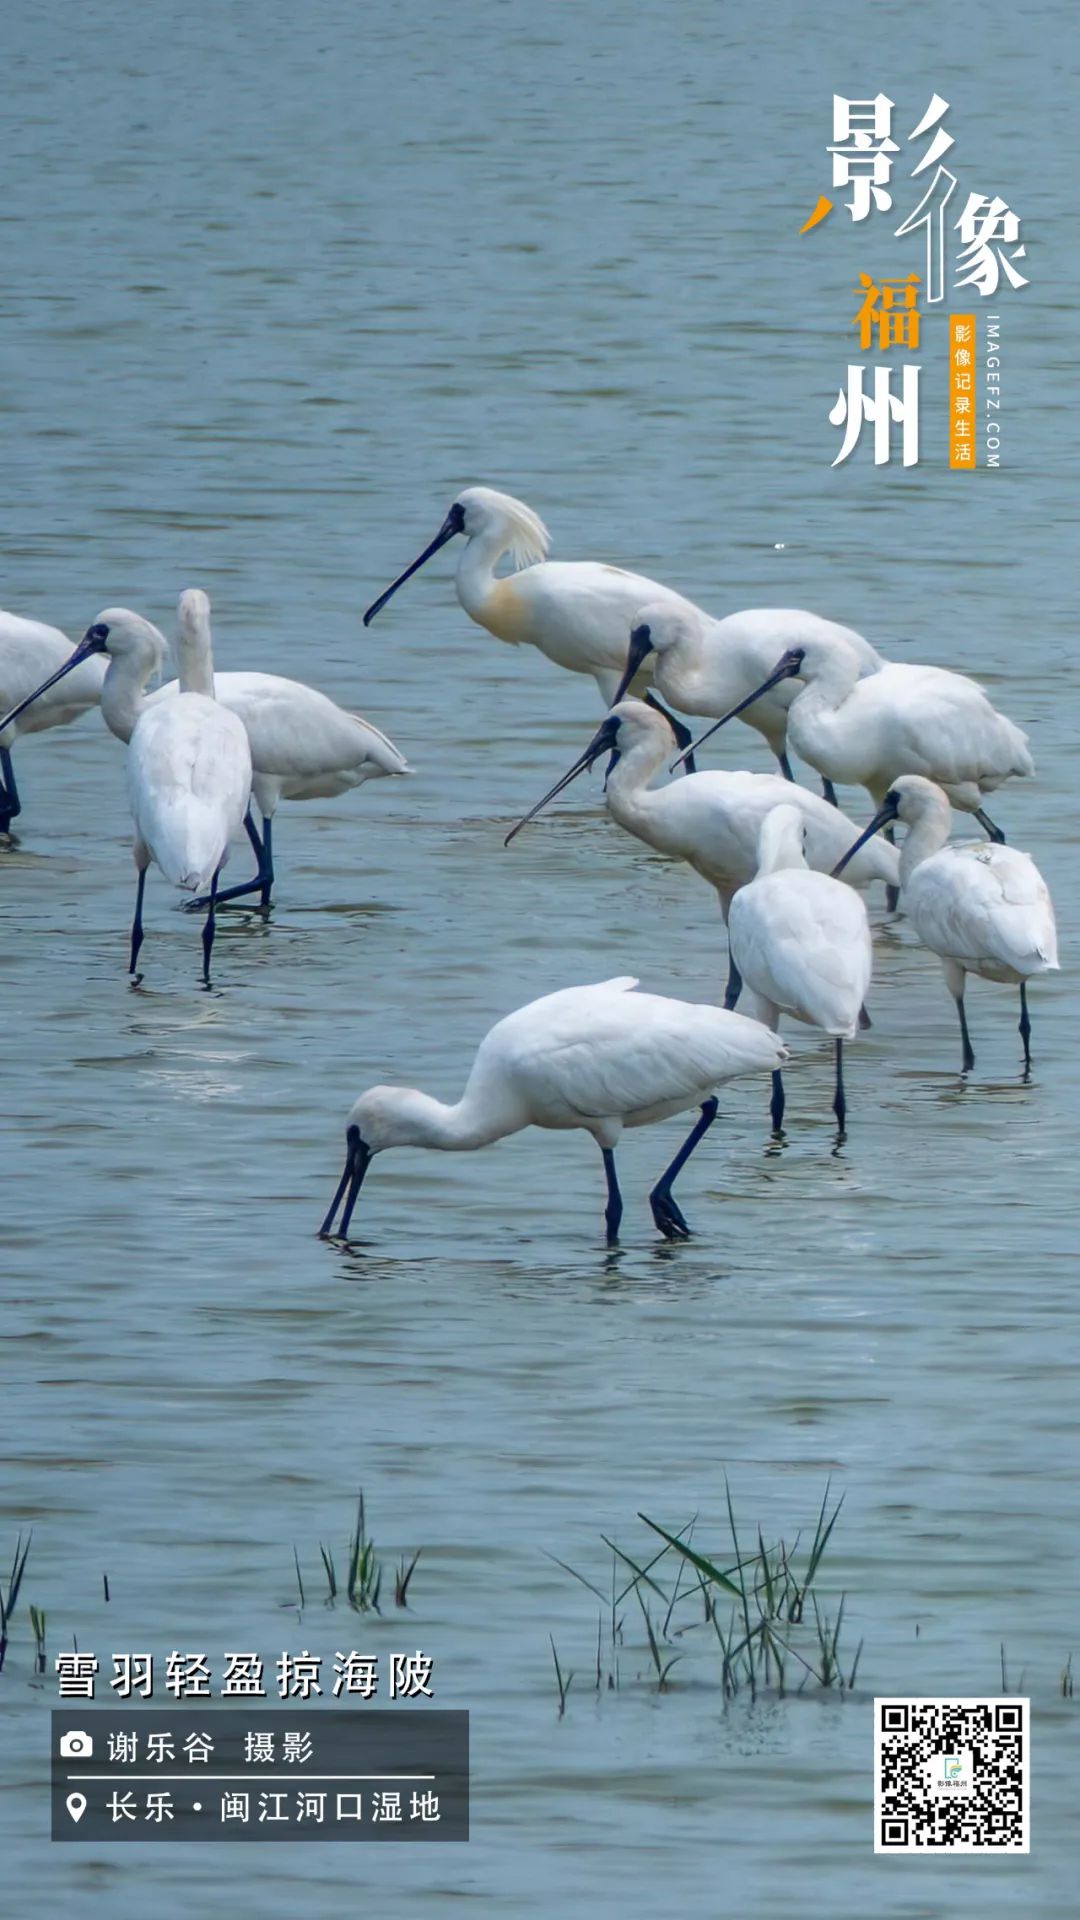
[601,1147,623,1245]
[975,807,1007,846]
[956,991,975,1074]
[0,746,21,832]
[649,1097,719,1241]
[822,777,838,807]
[129,868,147,978]
[1018,981,1032,1077]
[777,750,795,783]
[257,813,274,910]
[184,809,273,910]
[202,866,221,986]
[884,820,900,914]
[723,952,743,1011]
[833,1038,847,1136]
[770,1069,785,1134]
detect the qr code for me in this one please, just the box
[874,1697,1029,1853]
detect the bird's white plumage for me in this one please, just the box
[633,602,882,761]
[0,609,106,745]
[891,777,1058,987]
[462,977,788,1140]
[593,700,898,908]
[907,843,1057,983]
[727,807,872,1037]
[128,695,252,892]
[150,670,410,813]
[782,632,1033,812]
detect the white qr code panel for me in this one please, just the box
[874,1697,1029,1853]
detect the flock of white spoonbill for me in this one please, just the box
[1,486,1059,1243]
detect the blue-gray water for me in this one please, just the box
[2,2,1076,1912]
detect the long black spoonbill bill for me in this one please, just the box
[727,804,873,1134]
[363,485,716,705]
[319,977,788,1245]
[834,775,1058,1077]
[0,611,107,834]
[505,699,897,1007]
[611,603,882,785]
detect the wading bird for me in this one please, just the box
[151,591,412,909]
[319,976,788,1245]
[0,611,106,834]
[0,609,252,983]
[834,775,1058,1076]
[363,484,717,705]
[506,700,897,1007]
[611,603,882,785]
[727,805,873,1134]
[676,629,1034,840]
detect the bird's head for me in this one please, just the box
[318,1088,437,1238]
[363,485,550,625]
[0,607,166,737]
[610,602,697,704]
[831,776,948,879]
[504,697,682,846]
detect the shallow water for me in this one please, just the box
[2,1,1077,1912]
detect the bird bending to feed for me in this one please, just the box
[505,699,897,1009]
[834,775,1058,1076]
[319,977,788,1245]
[611,603,881,786]
[151,590,412,910]
[0,607,252,983]
[727,805,873,1134]
[0,610,107,834]
[675,629,1034,842]
[363,484,718,705]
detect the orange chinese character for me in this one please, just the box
[854,273,922,350]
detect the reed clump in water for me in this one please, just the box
[290,1492,422,1615]
[550,1479,858,1703]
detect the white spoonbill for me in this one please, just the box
[834,775,1058,1077]
[727,805,873,1134]
[363,484,717,705]
[611,603,882,787]
[677,628,1034,840]
[0,609,252,982]
[150,590,412,908]
[0,611,107,834]
[319,976,788,1244]
[506,699,898,1007]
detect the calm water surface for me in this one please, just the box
[2,2,1077,1913]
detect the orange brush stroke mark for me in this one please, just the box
[799,196,833,234]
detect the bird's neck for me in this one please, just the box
[100,657,152,744]
[455,527,517,623]
[898,801,952,885]
[604,739,681,846]
[176,619,216,697]
[796,645,858,711]
[383,1087,520,1153]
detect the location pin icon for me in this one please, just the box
[66,1793,87,1823]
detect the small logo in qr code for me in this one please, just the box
[874,1697,1029,1853]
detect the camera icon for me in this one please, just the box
[60,1731,94,1759]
